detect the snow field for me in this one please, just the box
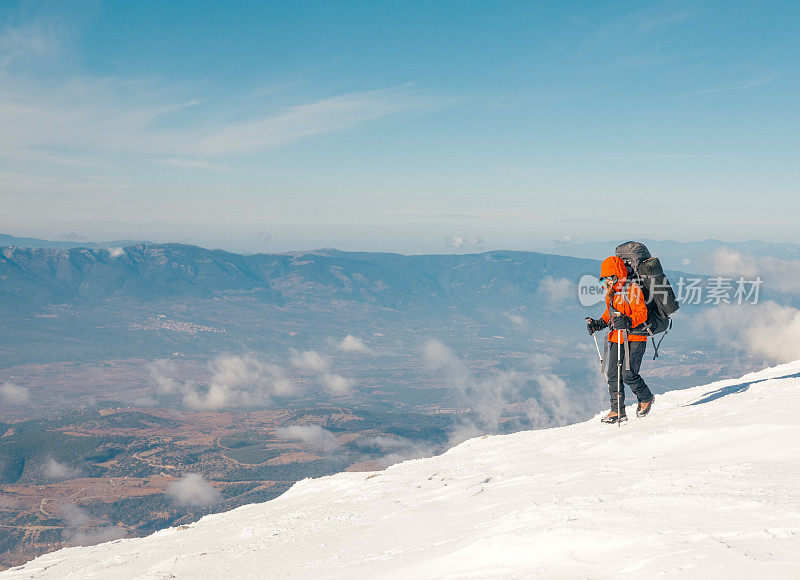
[5,360,800,579]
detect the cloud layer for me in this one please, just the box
[0,382,31,405]
[538,276,573,306]
[445,235,484,250]
[290,349,330,373]
[44,457,80,480]
[337,335,372,353]
[147,355,299,410]
[422,339,594,442]
[146,345,360,410]
[695,301,800,364]
[276,425,340,451]
[166,473,221,507]
[60,504,125,547]
[711,248,800,295]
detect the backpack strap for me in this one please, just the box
[624,278,669,359]
[623,330,631,372]
[610,293,632,372]
[650,317,672,360]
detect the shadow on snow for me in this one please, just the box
[686,370,800,406]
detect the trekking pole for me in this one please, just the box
[617,328,622,428]
[592,334,602,368]
[586,317,604,372]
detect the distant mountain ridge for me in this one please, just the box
[0,233,149,251]
[4,233,797,275]
[0,243,600,314]
[542,238,800,273]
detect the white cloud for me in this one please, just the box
[0,382,31,405]
[361,436,436,468]
[711,247,760,278]
[183,354,296,410]
[108,247,124,258]
[67,525,126,547]
[146,359,183,395]
[337,334,371,353]
[424,340,599,440]
[321,373,354,396]
[553,235,575,247]
[445,235,484,250]
[44,457,80,480]
[424,340,525,437]
[0,21,60,63]
[166,473,221,507]
[683,69,780,97]
[276,425,339,450]
[60,503,91,527]
[290,349,330,372]
[537,276,573,306]
[423,340,470,388]
[710,248,800,294]
[288,348,355,395]
[528,352,557,369]
[503,312,526,329]
[0,20,441,215]
[147,355,298,410]
[0,45,434,162]
[186,88,434,157]
[60,504,125,547]
[156,158,233,172]
[533,373,574,425]
[695,301,800,364]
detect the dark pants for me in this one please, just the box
[606,339,653,411]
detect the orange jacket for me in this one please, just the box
[599,256,648,343]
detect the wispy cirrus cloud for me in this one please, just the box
[181,87,436,157]
[0,22,440,170]
[0,20,60,64]
[682,68,780,97]
[0,69,435,166]
[155,158,234,173]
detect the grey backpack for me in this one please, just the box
[614,241,679,357]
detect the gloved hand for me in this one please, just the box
[611,314,632,330]
[586,317,607,335]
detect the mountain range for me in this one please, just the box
[0,243,597,313]
[0,234,149,252]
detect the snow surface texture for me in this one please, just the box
[6,362,800,579]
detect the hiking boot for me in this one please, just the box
[636,397,654,418]
[601,410,628,424]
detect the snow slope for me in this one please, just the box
[6,362,800,579]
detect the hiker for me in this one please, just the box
[586,256,655,423]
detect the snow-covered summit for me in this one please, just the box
[6,362,800,579]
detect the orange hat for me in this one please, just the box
[599,256,628,284]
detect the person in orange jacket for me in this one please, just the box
[586,256,654,423]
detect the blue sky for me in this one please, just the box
[1,1,798,253]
